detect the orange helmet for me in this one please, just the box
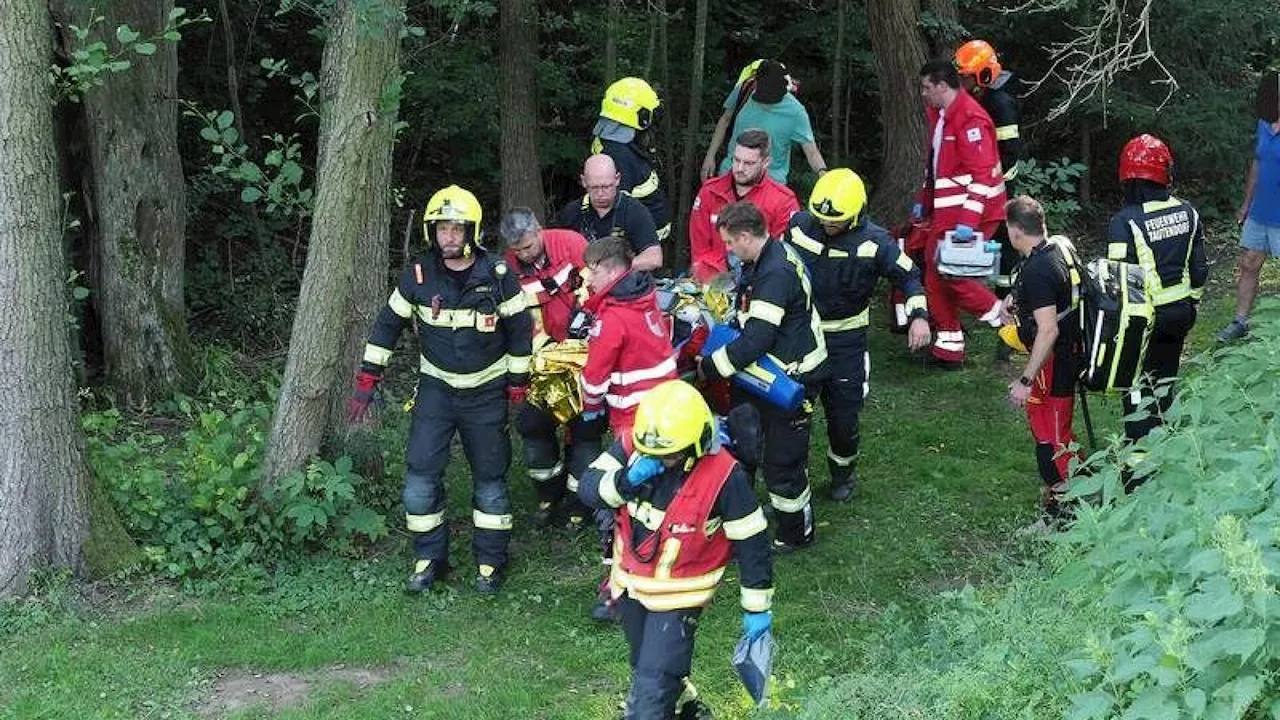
[954,40,1002,88]
[1119,134,1173,185]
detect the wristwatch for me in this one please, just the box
[1018,375,1032,387]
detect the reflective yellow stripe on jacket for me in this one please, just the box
[419,354,509,389]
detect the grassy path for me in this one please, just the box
[10,278,1258,719]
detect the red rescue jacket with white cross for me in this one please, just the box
[506,229,588,349]
[580,272,677,429]
[611,438,736,611]
[918,89,1007,230]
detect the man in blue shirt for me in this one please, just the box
[700,60,828,185]
[1219,70,1280,341]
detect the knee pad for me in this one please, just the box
[725,403,762,469]
[473,479,512,515]
[402,472,442,515]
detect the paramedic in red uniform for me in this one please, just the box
[916,59,1007,366]
[501,207,602,528]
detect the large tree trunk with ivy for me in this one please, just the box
[865,0,928,219]
[673,0,708,272]
[0,0,94,597]
[261,0,403,485]
[51,0,193,407]
[498,0,544,214]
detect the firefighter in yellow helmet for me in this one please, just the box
[578,380,774,720]
[590,77,672,244]
[348,185,533,595]
[785,169,930,502]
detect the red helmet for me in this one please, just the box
[1119,134,1173,185]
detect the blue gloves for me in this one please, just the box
[953,224,975,242]
[910,202,923,222]
[743,611,772,641]
[626,456,664,487]
[581,409,606,422]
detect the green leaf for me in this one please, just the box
[263,149,283,167]
[116,25,140,44]
[199,126,220,143]
[237,162,263,183]
[280,161,303,186]
[334,455,353,477]
[1187,629,1265,670]
[240,186,262,203]
[107,60,131,73]
[163,30,182,42]
[216,110,234,130]
[133,42,157,56]
[220,127,239,145]
[1067,691,1114,720]
[1185,576,1243,624]
[72,286,91,300]
[169,6,188,20]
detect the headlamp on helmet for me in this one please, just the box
[600,77,661,131]
[423,184,482,248]
[631,380,715,458]
[808,168,868,225]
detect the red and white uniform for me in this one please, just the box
[689,173,799,283]
[581,272,678,435]
[916,89,1007,363]
[506,229,588,348]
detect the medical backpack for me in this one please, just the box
[1077,258,1153,392]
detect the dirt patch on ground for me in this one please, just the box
[192,665,397,718]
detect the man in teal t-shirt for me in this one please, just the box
[700,60,828,185]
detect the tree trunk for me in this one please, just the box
[656,0,673,212]
[830,0,846,162]
[0,0,93,597]
[51,0,193,407]
[673,0,708,272]
[499,0,544,214]
[261,0,404,484]
[865,0,928,219]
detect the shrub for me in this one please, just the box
[85,394,388,579]
[795,298,1280,719]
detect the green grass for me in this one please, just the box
[2,251,1269,719]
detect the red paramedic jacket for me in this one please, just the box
[689,172,800,283]
[581,271,678,434]
[917,89,1007,232]
[506,229,588,348]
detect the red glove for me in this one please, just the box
[346,369,382,423]
[507,384,528,406]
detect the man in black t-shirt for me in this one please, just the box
[1001,196,1082,519]
[554,154,663,272]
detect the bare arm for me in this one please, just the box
[1021,306,1060,386]
[701,110,734,180]
[801,141,827,175]
[1239,158,1258,224]
[632,245,664,272]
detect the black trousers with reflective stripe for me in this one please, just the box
[735,386,816,546]
[620,594,701,720]
[403,377,511,567]
[817,331,868,485]
[514,403,602,513]
[1122,301,1196,442]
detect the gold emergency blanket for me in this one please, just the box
[528,340,590,423]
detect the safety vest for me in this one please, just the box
[1121,198,1202,307]
[610,448,736,612]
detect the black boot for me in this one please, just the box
[829,469,858,502]
[406,559,450,593]
[475,563,505,595]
